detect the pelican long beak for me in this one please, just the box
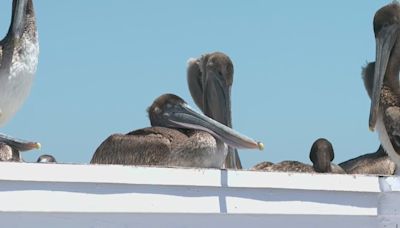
[203,70,243,168]
[203,70,232,126]
[369,24,400,130]
[9,0,29,38]
[165,103,264,150]
[0,133,40,151]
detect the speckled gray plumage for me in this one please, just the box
[252,160,345,174]
[91,126,226,168]
[0,0,39,126]
[252,160,315,173]
[339,146,395,175]
[250,161,274,170]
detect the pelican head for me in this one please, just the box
[187,52,234,123]
[148,94,263,150]
[309,138,334,173]
[37,154,57,163]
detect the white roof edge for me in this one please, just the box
[0,162,383,192]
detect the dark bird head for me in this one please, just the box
[37,154,57,163]
[201,52,234,87]
[147,94,264,150]
[369,2,400,130]
[309,138,334,173]
[148,94,186,127]
[373,2,400,37]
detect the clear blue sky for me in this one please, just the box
[0,1,388,167]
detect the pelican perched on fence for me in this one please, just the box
[0,0,40,154]
[367,2,400,173]
[91,94,263,168]
[187,52,243,169]
[252,138,344,174]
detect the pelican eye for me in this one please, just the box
[154,107,161,114]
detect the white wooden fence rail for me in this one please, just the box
[0,162,397,227]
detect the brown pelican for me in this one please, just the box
[367,2,400,173]
[338,63,395,175]
[309,138,345,174]
[187,52,242,169]
[0,0,40,151]
[37,154,56,163]
[252,138,345,174]
[91,94,263,168]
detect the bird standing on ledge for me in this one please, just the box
[0,0,40,153]
[367,2,400,173]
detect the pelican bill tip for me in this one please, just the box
[369,126,375,132]
[35,142,41,149]
[368,115,377,132]
[257,142,264,151]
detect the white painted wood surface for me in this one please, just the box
[0,162,397,227]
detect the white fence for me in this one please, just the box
[0,162,397,227]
